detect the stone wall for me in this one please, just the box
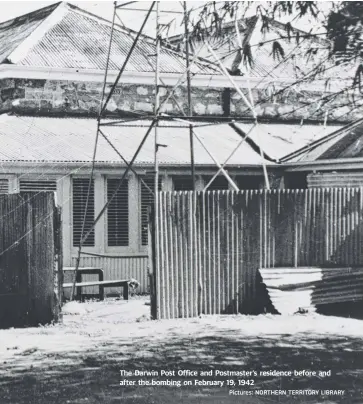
[230,86,363,123]
[0,77,359,122]
[0,78,225,117]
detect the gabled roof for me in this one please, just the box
[169,16,329,80]
[0,2,216,75]
[0,3,59,64]
[281,119,363,163]
[0,114,273,166]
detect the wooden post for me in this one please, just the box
[183,1,196,191]
[129,172,139,252]
[148,205,157,319]
[153,2,161,319]
[94,173,105,255]
[61,176,72,268]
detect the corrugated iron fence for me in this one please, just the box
[150,188,363,319]
[0,192,61,328]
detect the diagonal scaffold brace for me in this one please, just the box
[71,1,156,301]
[79,119,157,249]
[70,3,118,301]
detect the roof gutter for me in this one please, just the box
[280,118,363,163]
[283,156,363,171]
[0,64,354,91]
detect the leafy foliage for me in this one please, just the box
[188,1,363,71]
[271,41,285,61]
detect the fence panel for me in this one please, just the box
[0,193,59,328]
[155,188,363,319]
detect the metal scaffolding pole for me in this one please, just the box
[70,3,117,301]
[154,1,161,319]
[100,2,156,116]
[70,1,277,315]
[183,1,196,191]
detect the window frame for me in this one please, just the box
[71,177,96,249]
[106,176,130,249]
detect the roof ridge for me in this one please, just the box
[6,2,69,65]
[64,2,156,42]
[0,2,61,30]
[167,16,258,42]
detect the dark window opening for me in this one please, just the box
[235,176,264,190]
[284,173,307,189]
[72,178,95,247]
[107,178,129,247]
[141,176,162,246]
[20,180,57,192]
[0,179,9,194]
[173,176,194,191]
[204,175,229,191]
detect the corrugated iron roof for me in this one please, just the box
[233,122,343,161]
[169,16,328,80]
[1,2,215,75]
[0,114,272,166]
[281,120,363,163]
[0,3,59,63]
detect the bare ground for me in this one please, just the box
[0,297,362,404]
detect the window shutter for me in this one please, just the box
[72,178,95,247]
[20,180,57,192]
[140,176,162,246]
[204,175,229,191]
[173,176,194,191]
[107,178,129,247]
[0,179,9,194]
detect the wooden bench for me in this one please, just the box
[63,267,104,301]
[63,278,130,301]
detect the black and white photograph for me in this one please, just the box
[0,0,362,402]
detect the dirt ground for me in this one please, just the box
[0,296,362,404]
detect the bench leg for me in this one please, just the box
[76,272,82,302]
[99,271,104,301]
[123,283,129,301]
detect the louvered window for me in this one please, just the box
[235,176,264,190]
[173,176,194,191]
[140,176,162,246]
[20,180,57,192]
[204,175,229,190]
[0,179,8,194]
[72,178,95,247]
[107,178,129,247]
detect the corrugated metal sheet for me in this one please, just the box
[282,120,363,163]
[308,172,363,188]
[0,192,60,328]
[12,3,214,75]
[0,115,272,166]
[153,188,363,319]
[234,122,343,161]
[260,267,363,315]
[67,256,149,295]
[0,3,58,63]
[171,17,327,80]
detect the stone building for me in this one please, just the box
[0,2,347,292]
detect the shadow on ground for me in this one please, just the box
[1,324,362,404]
